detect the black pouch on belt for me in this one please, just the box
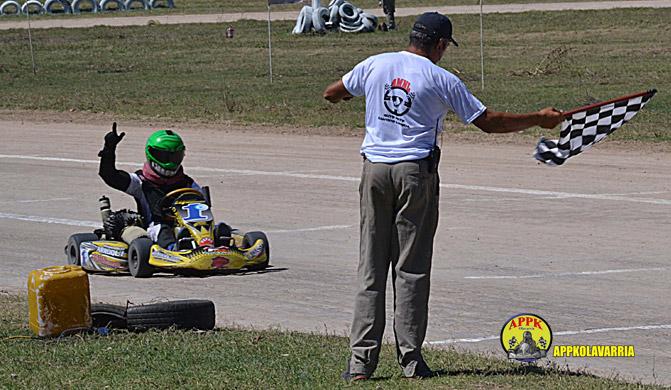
[428,145,441,173]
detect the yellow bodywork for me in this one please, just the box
[148,236,267,271]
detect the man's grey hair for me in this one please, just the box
[409,30,438,52]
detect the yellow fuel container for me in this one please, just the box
[28,265,92,337]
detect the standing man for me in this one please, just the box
[323,12,562,380]
[382,0,396,30]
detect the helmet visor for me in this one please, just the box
[148,147,184,167]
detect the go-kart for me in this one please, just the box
[65,188,270,278]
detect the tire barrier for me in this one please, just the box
[311,6,328,33]
[0,0,21,15]
[147,0,173,8]
[21,0,44,14]
[72,0,96,13]
[44,0,71,14]
[1,0,171,15]
[291,5,312,35]
[293,0,376,34]
[124,0,147,10]
[98,0,124,11]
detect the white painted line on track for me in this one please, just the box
[2,154,670,205]
[0,212,99,228]
[464,267,669,280]
[426,324,671,346]
[0,211,352,234]
[0,197,73,204]
[267,225,354,234]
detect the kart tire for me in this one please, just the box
[126,299,215,331]
[128,237,154,278]
[242,231,270,271]
[91,303,127,329]
[214,222,232,247]
[66,233,99,266]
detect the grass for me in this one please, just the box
[0,8,668,141]
[0,293,664,389]
[0,0,637,19]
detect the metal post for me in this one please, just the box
[479,0,484,90]
[26,9,37,75]
[267,4,273,83]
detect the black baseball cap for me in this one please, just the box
[412,12,459,47]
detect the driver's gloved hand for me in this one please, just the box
[98,122,125,157]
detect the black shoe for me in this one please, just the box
[402,359,436,379]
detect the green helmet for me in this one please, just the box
[145,130,185,176]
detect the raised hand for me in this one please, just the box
[103,122,126,149]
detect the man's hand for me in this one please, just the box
[103,122,125,149]
[323,80,354,103]
[537,107,564,129]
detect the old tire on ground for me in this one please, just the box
[91,303,127,329]
[98,0,124,11]
[66,233,99,266]
[0,0,21,15]
[124,0,147,10]
[126,299,215,331]
[292,6,313,34]
[72,0,96,12]
[312,6,329,33]
[44,0,71,13]
[339,2,359,23]
[128,237,153,278]
[242,231,270,271]
[21,0,44,14]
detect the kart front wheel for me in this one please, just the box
[243,231,270,271]
[65,233,99,266]
[128,237,154,278]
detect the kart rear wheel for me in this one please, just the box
[65,233,99,266]
[242,231,270,271]
[128,237,154,278]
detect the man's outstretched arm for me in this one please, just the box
[323,80,354,103]
[473,107,564,133]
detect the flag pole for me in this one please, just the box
[267,3,273,83]
[26,8,37,75]
[562,90,657,117]
[479,0,484,90]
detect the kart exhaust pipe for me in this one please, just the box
[99,196,111,225]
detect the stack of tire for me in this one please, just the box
[293,0,377,35]
[0,0,171,15]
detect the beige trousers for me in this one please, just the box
[349,158,439,377]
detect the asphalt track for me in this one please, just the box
[0,0,670,30]
[0,120,669,385]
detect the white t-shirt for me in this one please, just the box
[342,51,486,163]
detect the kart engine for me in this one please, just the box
[103,210,144,240]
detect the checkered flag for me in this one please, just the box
[535,90,657,166]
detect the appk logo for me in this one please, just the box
[500,313,552,362]
[384,78,415,116]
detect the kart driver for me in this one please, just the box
[98,122,201,249]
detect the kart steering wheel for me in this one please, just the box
[158,188,205,216]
